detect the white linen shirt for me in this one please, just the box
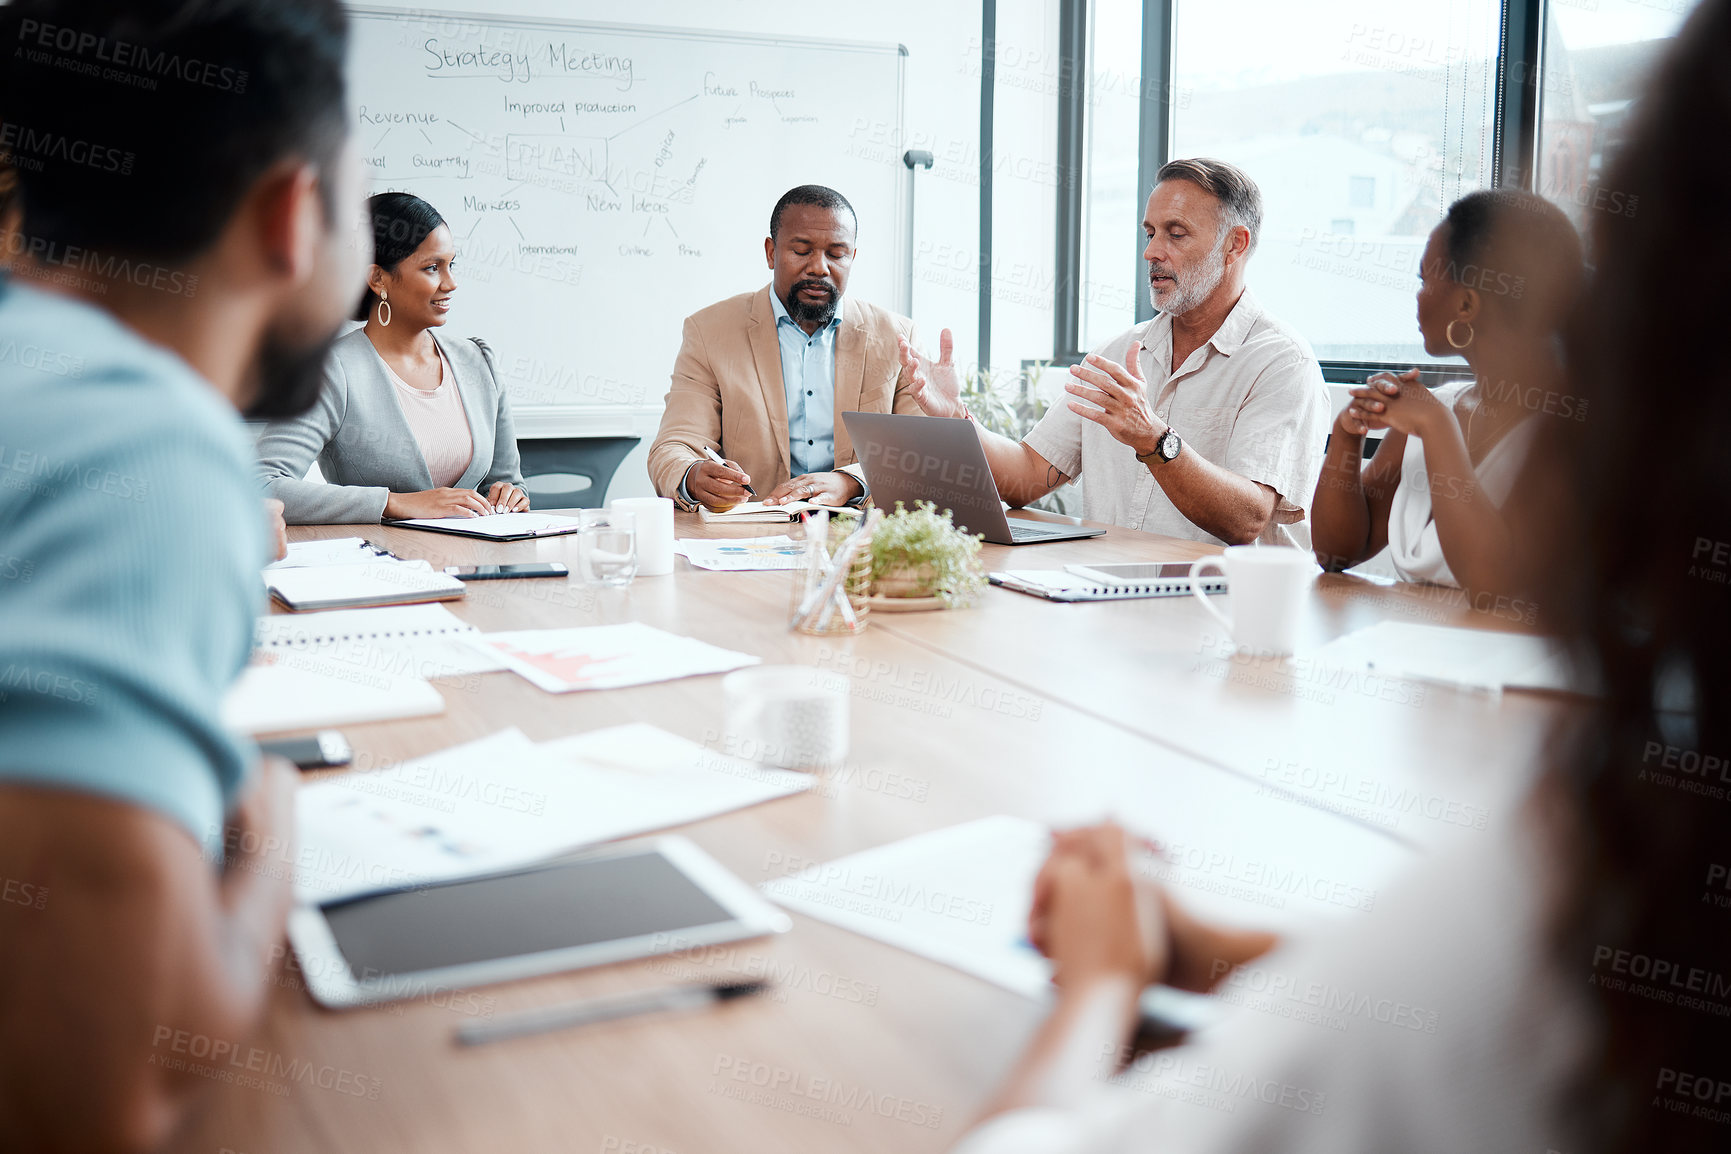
[951,811,1591,1154]
[1383,380,1541,586]
[1023,290,1329,547]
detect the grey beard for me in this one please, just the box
[1149,242,1228,316]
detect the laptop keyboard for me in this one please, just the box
[1009,523,1068,541]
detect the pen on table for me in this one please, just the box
[1364,661,1503,700]
[454,980,768,1046]
[700,445,758,498]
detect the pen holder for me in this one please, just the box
[788,519,872,636]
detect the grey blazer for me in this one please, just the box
[257,327,524,524]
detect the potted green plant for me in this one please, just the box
[868,501,986,608]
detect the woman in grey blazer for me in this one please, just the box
[257,192,527,524]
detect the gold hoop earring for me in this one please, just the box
[1446,320,1473,349]
[376,294,391,327]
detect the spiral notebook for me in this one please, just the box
[264,562,466,610]
[254,604,506,679]
[988,570,1226,603]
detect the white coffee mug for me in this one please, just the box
[1188,546,1317,656]
[722,665,849,770]
[611,496,674,577]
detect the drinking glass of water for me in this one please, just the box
[577,509,637,586]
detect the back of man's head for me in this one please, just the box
[0,0,349,265]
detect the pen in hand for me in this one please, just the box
[700,445,757,498]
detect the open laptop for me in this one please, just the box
[841,412,1105,545]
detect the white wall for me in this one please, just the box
[350,1,1063,498]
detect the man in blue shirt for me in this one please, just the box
[648,185,926,510]
[0,2,368,1147]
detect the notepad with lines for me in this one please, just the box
[254,604,505,679]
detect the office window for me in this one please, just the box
[1079,0,1147,350]
[1168,0,1502,364]
[1538,0,1701,242]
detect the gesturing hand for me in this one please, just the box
[1065,342,1167,456]
[383,487,495,519]
[1028,823,1169,990]
[897,329,967,419]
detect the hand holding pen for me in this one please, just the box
[684,445,757,509]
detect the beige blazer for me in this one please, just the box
[648,286,924,504]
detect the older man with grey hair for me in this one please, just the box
[900,157,1329,547]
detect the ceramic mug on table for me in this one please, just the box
[722,665,849,770]
[1188,546,1317,656]
[611,496,674,576]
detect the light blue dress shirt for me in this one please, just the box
[0,278,265,851]
[678,287,848,505]
[770,288,842,476]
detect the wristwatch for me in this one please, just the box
[1136,428,1182,466]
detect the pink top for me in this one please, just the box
[386,349,473,489]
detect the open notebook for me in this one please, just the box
[697,500,835,523]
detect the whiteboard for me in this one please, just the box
[347,7,907,414]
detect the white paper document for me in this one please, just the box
[763,816,1057,997]
[253,604,506,679]
[264,537,402,570]
[221,650,446,736]
[675,535,807,571]
[294,724,811,903]
[1308,621,1586,694]
[478,623,759,692]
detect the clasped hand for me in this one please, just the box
[1341,368,1448,439]
[1029,823,1170,990]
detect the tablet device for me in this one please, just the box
[1064,561,1227,595]
[287,837,791,1009]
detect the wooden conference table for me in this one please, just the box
[175,510,1564,1154]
